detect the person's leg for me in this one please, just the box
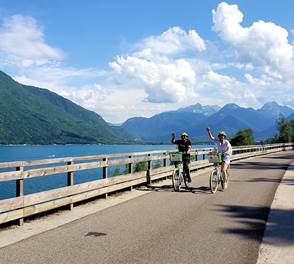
[183,160,191,182]
[221,163,229,182]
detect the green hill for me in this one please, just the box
[0,71,135,144]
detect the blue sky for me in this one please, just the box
[0,0,293,123]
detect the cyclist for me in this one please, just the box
[171,132,192,182]
[206,127,232,188]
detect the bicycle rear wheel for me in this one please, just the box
[210,169,219,193]
[172,168,181,191]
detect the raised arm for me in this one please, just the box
[171,132,176,144]
[206,127,215,141]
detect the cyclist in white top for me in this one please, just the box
[206,127,232,188]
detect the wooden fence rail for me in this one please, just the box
[0,143,293,226]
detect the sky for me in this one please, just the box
[0,0,293,123]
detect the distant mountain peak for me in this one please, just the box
[177,103,220,116]
[260,101,293,117]
[221,103,241,111]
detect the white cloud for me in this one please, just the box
[200,71,259,106]
[0,15,64,67]
[138,26,206,55]
[109,26,207,104]
[110,55,198,103]
[212,2,294,75]
[1,10,294,123]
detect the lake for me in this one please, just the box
[0,144,211,200]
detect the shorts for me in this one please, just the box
[222,155,230,164]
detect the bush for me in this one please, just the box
[112,165,121,176]
[134,161,147,172]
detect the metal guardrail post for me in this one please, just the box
[146,154,151,185]
[163,152,167,167]
[102,158,108,198]
[128,156,132,174]
[67,161,74,210]
[16,166,24,226]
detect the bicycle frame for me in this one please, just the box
[210,161,224,193]
[169,152,189,191]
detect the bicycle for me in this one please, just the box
[169,152,190,191]
[208,152,230,193]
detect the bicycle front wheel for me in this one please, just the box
[172,168,181,191]
[210,169,219,193]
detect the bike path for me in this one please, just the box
[0,150,293,264]
[256,160,294,264]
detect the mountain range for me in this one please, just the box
[0,71,135,144]
[121,102,294,142]
[1,70,293,145]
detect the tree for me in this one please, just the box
[276,116,294,142]
[230,128,255,146]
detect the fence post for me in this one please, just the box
[103,158,108,198]
[163,152,167,167]
[67,161,74,210]
[16,166,24,226]
[128,156,133,190]
[128,156,132,174]
[146,154,151,185]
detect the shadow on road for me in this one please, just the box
[260,155,294,160]
[136,184,211,194]
[217,204,294,245]
[232,162,289,170]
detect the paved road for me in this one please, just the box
[1,151,293,264]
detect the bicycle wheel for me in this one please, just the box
[210,168,219,193]
[172,168,181,191]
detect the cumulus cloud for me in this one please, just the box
[138,26,206,55]
[0,15,64,66]
[110,55,198,103]
[200,71,259,105]
[109,27,206,104]
[212,2,294,75]
[1,9,294,123]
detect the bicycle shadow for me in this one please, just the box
[136,184,211,194]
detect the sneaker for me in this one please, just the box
[224,182,228,189]
[187,178,191,183]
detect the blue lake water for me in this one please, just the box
[0,144,211,200]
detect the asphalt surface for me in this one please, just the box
[0,150,293,264]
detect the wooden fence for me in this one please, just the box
[0,143,293,226]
